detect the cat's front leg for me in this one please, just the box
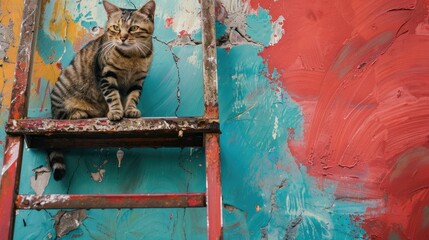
[124,78,145,118]
[99,70,124,121]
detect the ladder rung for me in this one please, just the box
[6,117,220,148]
[16,193,206,209]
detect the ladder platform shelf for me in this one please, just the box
[0,0,223,239]
[16,193,207,209]
[6,117,220,148]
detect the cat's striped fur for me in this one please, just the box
[49,0,155,180]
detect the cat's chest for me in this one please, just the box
[114,57,151,72]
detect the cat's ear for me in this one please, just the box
[138,0,156,21]
[103,1,121,16]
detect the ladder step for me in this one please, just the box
[6,117,220,148]
[16,193,206,209]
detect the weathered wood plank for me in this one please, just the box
[16,193,206,209]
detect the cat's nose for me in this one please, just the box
[120,34,128,42]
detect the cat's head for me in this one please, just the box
[103,0,155,56]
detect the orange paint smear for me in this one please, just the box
[47,0,90,51]
[252,0,429,237]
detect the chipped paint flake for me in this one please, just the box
[169,1,200,35]
[54,209,87,238]
[90,168,106,182]
[269,16,285,46]
[0,19,15,61]
[30,166,51,196]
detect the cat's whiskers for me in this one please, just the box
[136,42,151,55]
[96,41,116,61]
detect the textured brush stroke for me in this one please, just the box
[252,0,429,238]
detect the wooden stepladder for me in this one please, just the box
[0,0,223,239]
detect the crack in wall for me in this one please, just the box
[182,183,190,240]
[217,27,264,48]
[259,178,287,238]
[283,215,303,240]
[158,30,263,49]
[170,210,178,239]
[126,0,137,9]
[153,36,182,116]
[224,203,245,213]
[66,156,81,194]
[178,148,193,175]
[0,67,8,111]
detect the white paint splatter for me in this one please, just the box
[272,116,279,140]
[269,16,285,46]
[187,51,198,65]
[208,57,217,63]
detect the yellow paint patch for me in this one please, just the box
[47,0,89,50]
[32,52,62,85]
[0,0,25,110]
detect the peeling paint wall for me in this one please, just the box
[1,0,429,239]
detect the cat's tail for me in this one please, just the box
[48,150,66,181]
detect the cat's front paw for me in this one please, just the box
[107,110,124,121]
[125,108,141,118]
[69,110,88,120]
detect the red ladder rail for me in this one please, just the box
[0,0,223,239]
[0,0,39,238]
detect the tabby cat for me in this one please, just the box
[49,0,155,180]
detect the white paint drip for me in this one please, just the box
[117,149,124,167]
[2,141,19,176]
[272,116,279,140]
[269,16,285,46]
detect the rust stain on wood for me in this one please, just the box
[16,193,207,209]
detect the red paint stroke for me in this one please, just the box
[35,78,41,94]
[56,62,63,70]
[165,17,174,27]
[252,0,429,238]
[178,30,190,36]
[39,83,50,112]
[362,147,429,239]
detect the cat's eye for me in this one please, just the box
[130,26,139,31]
[112,25,120,31]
